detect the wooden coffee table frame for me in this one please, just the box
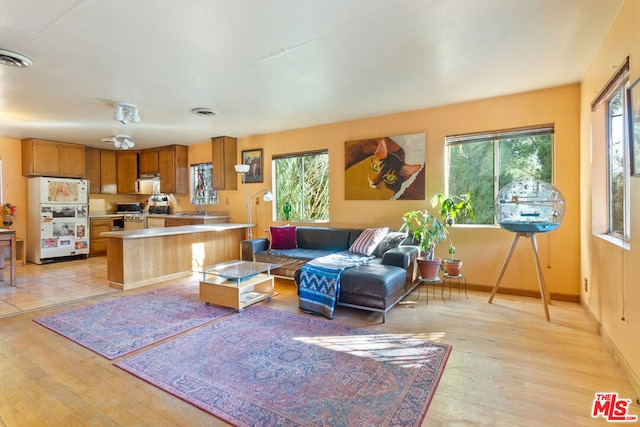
[198,261,278,312]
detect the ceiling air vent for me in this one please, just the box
[191,108,216,117]
[0,49,33,68]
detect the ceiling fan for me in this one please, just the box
[101,135,135,150]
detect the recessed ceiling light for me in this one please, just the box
[0,49,33,67]
[191,108,216,117]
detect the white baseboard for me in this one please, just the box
[580,296,640,400]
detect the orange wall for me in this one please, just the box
[0,138,28,241]
[235,84,582,298]
[1,84,582,302]
[580,0,640,395]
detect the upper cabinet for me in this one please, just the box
[101,150,118,194]
[139,148,159,175]
[86,148,117,194]
[138,145,187,193]
[158,145,188,194]
[116,150,139,194]
[211,136,237,190]
[85,145,188,195]
[22,138,86,178]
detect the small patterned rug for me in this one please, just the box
[34,283,234,359]
[116,306,451,426]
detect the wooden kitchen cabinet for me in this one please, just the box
[164,217,204,227]
[85,148,101,193]
[139,145,187,193]
[139,148,159,175]
[146,217,165,228]
[85,148,117,194]
[90,217,112,256]
[211,136,237,190]
[101,150,117,194]
[22,138,86,178]
[116,151,139,194]
[158,145,188,194]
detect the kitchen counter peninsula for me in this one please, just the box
[101,223,249,290]
[147,214,229,221]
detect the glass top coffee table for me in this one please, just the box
[197,260,280,312]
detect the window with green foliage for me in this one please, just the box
[590,58,629,241]
[273,150,329,222]
[606,85,629,238]
[446,126,554,225]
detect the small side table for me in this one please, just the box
[444,274,468,299]
[417,276,445,304]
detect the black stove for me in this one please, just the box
[116,202,143,214]
[148,205,170,215]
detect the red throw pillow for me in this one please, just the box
[270,226,297,249]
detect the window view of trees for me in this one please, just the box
[607,87,626,237]
[273,151,329,222]
[447,128,553,225]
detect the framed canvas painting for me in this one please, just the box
[344,133,425,200]
[241,149,263,183]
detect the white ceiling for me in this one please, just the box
[0,0,623,150]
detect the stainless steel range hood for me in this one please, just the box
[136,174,160,194]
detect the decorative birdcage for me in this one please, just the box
[495,178,566,233]
[490,179,567,321]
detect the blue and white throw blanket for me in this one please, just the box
[298,251,373,319]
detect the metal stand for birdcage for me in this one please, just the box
[488,232,551,321]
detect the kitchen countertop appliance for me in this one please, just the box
[147,195,171,215]
[117,202,147,230]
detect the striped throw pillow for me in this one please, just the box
[348,227,389,256]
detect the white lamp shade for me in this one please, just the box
[113,105,124,123]
[235,164,250,173]
[263,191,274,202]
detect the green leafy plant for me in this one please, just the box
[402,192,475,260]
[431,192,475,226]
[447,240,456,261]
[402,209,447,259]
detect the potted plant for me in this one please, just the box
[443,240,463,276]
[402,192,474,280]
[432,192,474,276]
[402,209,447,280]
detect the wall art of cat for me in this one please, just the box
[344,133,425,200]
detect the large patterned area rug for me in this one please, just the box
[116,306,451,426]
[34,284,234,359]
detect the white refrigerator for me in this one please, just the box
[27,177,90,264]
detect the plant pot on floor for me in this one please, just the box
[443,259,463,277]
[417,257,441,280]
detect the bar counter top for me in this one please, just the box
[101,223,249,239]
[147,214,229,221]
[102,223,249,290]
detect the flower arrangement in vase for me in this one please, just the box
[2,203,16,228]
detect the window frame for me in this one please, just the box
[605,84,631,239]
[445,125,555,226]
[272,149,329,223]
[591,57,630,242]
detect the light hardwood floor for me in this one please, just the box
[0,258,636,426]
